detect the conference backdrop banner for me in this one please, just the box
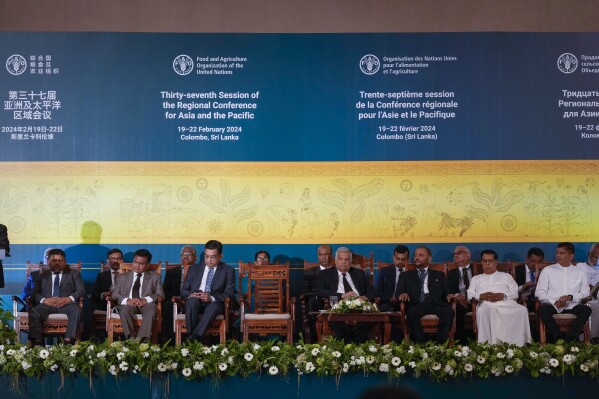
[1,32,598,245]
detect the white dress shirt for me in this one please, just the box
[467,271,518,302]
[536,263,589,312]
[120,272,154,305]
[337,270,358,294]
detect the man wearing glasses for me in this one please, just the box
[447,246,474,342]
[254,250,271,265]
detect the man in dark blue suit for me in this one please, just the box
[397,246,453,343]
[181,240,235,342]
[376,245,410,312]
[29,248,85,345]
[318,247,377,343]
[0,223,9,288]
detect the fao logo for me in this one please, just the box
[6,54,27,75]
[557,53,578,74]
[173,55,193,75]
[360,54,380,75]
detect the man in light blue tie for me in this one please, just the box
[181,240,235,342]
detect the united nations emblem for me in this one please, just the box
[557,53,578,74]
[360,54,380,75]
[6,54,27,75]
[173,55,194,75]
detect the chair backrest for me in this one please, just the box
[405,262,447,276]
[25,261,48,278]
[304,261,319,271]
[246,263,290,314]
[66,261,82,272]
[119,261,162,275]
[351,251,374,284]
[377,261,394,271]
[496,262,515,277]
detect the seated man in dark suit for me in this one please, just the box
[376,245,410,312]
[317,247,377,343]
[302,244,334,341]
[162,245,197,343]
[90,248,123,339]
[397,246,453,344]
[0,223,9,289]
[29,248,85,345]
[447,245,474,342]
[182,240,235,342]
[515,247,544,312]
[92,248,123,310]
[21,248,53,306]
[111,249,164,342]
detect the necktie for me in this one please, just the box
[132,273,142,299]
[205,267,215,293]
[52,272,60,297]
[418,269,427,302]
[112,271,118,286]
[393,268,403,297]
[462,267,470,290]
[529,269,535,284]
[342,273,353,293]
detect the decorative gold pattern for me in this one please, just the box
[2,161,597,244]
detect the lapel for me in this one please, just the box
[141,271,152,295]
[59,269,69,287]
[348,268,361,295]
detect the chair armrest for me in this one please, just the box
[290,297,296,321]
[12,296,26,308]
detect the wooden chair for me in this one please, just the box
[299,261,320,342]
[535,262,591,344]
[172,297,231,345]
[241,263,295,343]
[12,262,84,343]
[377,261,406,339]
[446,262,480,337]
[351,251,375,285]
[106,262,163,344]
[170,259,231,345]
[399,263,456,345]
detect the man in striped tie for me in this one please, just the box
[182,240,235,343]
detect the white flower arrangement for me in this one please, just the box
[330,298,379,313]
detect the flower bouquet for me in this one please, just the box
[330,297,379,313]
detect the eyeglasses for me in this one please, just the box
[453,251,468,256]
[181,252,194,257]
[256,257,269,262]
[108,256,123,261]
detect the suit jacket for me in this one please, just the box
[302,266,324,299]
[92,270,115,307]
[162,263,204,301]
[515,264,529,286]
[0,224,7,288]
[32,268,85,305]
[0,224,9,256]
[22,270,40,301]
[447,264,473,295]
[111,270,164,305]
[397,268,450,307]
[376,265,403,302]
[181,262,235,303]
[317,267,376,301]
